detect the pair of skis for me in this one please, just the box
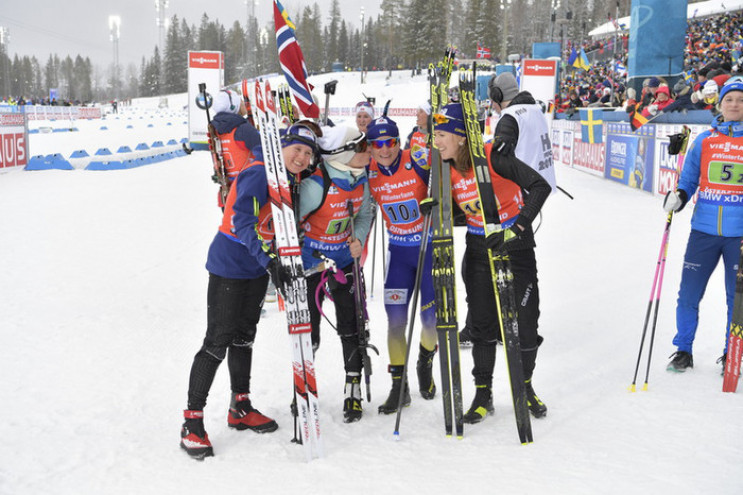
[252,79,322,460]
[459,70,534,445]
[427,48,465,439]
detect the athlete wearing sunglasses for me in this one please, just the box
[365,116,438,414]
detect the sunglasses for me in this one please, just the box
[368,137,399,149]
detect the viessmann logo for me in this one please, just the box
[524,62,555,75]
[189,54,221,67]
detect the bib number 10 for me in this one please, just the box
[384,199,420,225]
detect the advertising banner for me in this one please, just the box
[187,51,224,149]
[0,110,28,170]
[519,59,558,109]
[604,122,655,192]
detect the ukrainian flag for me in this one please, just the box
[573,48,591,71]
[580,108,603,144]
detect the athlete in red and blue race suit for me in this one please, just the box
[180,123,319,459]
[365,116,439,413]
[664,79,743,373]
[298,125,374,423]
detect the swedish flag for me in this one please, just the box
[580,108,603,144]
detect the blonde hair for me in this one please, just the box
[451,137,472,174]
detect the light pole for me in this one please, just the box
[360,7,365,84]
[500,0,511,62]
[155,0,169,54]
[109,16,121,99]
[0,27,9,99]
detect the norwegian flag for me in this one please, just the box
[476,42,492,59]
[273,0,319,118]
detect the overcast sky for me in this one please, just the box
[1,0,381,69]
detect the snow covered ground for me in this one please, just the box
[1,72,741,494]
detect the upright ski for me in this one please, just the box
[429,47,464,439]
[253,79,322,460]
[723,240,743,392]
[459,70,533,444]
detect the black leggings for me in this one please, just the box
[187,273,268,410]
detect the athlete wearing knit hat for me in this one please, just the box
[719,78,743,102]
[432,102,467,137]
[212,89,243,115]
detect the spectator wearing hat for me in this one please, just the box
[298,125,374,423]
[354,101,375,133]
[692,80,721,114]
[642,85,675,117]
[179,121,321,460]
[663,79,743,373]
[663,79,698,113]
[365,116,438,414]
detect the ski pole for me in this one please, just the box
[630,126,689,392]
[370,208,378,297]
[393,202,434,439]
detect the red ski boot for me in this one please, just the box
[180,410,214,460]
[227,393,279,433]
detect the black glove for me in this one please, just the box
[419,197,437,216]
[492,135,516,156]
[485,226,518,252]
[267,257,292,295]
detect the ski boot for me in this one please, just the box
[180,410,214,460]
[416,345,437,400]
[717,354,727,376]
[667,351,693,372]
[463,385,494,424]
[227,393,278,433]
[343,372,363,423]
[378,365,411,414]
[524,379,547,418]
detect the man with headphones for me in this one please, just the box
[488,72,557,193]
[471,70,554,419]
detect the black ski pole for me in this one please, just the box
[393,201,435,439]
[323,80,337,126]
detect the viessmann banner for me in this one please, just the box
[187,51,224,149]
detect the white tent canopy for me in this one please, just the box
[588,0,743,37]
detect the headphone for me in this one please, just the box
[488,76,503,105]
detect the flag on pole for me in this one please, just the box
[273,0,320,118]
[567,47,578,66]
[573,48,591,71]
[476,42,492,59]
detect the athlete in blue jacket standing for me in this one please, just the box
[180,123,319,459]
[365,116,438,414]
[664,79,743,372]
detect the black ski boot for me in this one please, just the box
[343,372,363,423]
[463,385,494,424]
[378,365,411,414]
[416,345,437,400]
[717,353,727,376]
[180,410,214,460]
[524,379,547,418]
[667,351,693,372]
